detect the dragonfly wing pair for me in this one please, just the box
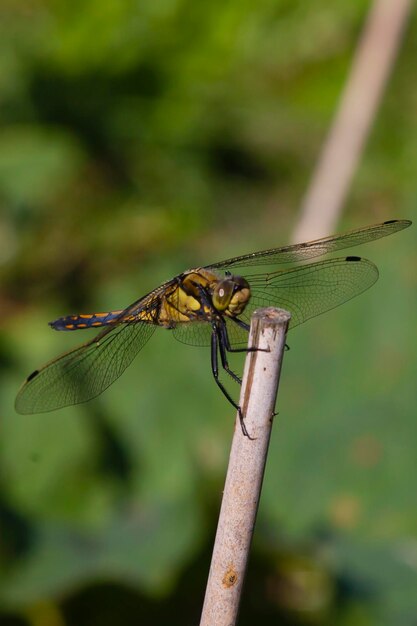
[15,219,411,415]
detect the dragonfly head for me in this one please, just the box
[212,275,250,316]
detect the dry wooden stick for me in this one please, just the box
[200,307,291,626]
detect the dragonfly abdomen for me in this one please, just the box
[50,311,123,331]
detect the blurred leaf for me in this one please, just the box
[0,498,202,608]
[0,126,85,210]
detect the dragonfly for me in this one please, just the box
[15,219,411,436]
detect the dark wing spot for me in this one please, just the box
[27,370,39,382]
[346,256,361,262]
[384,219,397,224]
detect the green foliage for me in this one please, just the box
[0,1,416,624]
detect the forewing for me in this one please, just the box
[207,220,410,270]
[237,256,379,334]
[15,321,156,414]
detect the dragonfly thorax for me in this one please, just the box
[175,268,251,322]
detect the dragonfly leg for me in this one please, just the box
[217,323,242,385]
[231,317,250,332]
[224,317,253,353]
[211,328,253,439]
[222,316,268,355]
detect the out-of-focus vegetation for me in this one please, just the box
[0,1,416,625]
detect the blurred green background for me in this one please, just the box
[0,1,416,625]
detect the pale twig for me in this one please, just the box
[293,0,413,242]
[200,307,291,626]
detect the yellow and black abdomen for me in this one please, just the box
[50,311,123,331]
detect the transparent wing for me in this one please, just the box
[240,256,379,338]
[172,256,378,348]
[15,322,156,414]
[172,321,212,347]
[207,220,411,270]
[172,316,248,348]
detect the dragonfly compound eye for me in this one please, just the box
[212,276,251,315]
[212,279,234,311]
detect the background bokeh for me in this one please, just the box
[0,1,416,625]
